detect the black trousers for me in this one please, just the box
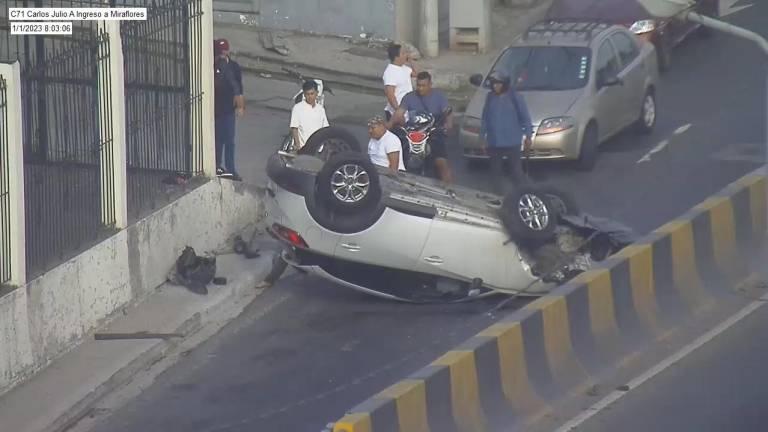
[488,146,526,195]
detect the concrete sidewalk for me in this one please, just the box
[214,0,553,110]
[0,236,279,432]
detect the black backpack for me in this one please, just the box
[174,246,216,295]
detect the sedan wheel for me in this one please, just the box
[636,91,656,134]
[316,138,356,161]
[499,184,558,245]
[316,151,382,214]
[518,193,550,231]
[330,163,370,204]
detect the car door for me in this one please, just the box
[416,215,523,289]
[333,206,433,273]
[609,31,646,128]
[592,38,626,140]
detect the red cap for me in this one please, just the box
[214,38,230,54]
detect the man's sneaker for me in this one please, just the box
[216,167,225,176]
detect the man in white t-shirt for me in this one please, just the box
[382,43,418,121]
[367,116,405,172]
[289,80,329,151]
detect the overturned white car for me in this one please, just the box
[264,147,636,303]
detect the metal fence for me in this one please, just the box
[1,1,116,279]
[0,75,11,285]
[1,0,205,278]
[121,0,205,221]
[21,32,116,278]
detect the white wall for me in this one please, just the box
[0,179,264,396]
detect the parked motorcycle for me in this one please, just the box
[393,106,452,179]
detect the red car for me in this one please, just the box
[544,0,719,72]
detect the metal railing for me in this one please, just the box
[0,0,117,279]
[1,0,208,279]
[0,74,10,285]
[121,0,205,221]
[21,32,115,278]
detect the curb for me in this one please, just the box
[332,166,768,432]
[44,251,273,432]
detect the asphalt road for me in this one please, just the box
[81,3,766,431]
[545,3,768,431]
[559,300,768,432]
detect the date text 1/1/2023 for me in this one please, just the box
[11,22,73,35]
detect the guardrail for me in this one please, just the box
[332,166,767,432]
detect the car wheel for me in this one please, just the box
[538,185,580,216]
[636,90,656,135]
[576,123,598,171]
[499,184,558,245]
[299,126,362,161]
[316,151,381,214]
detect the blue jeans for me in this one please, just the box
[215,113,236,173]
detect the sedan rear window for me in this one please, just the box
[487,46,592,91]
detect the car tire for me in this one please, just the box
[636,90,656,135]
[316,151,381,214]
[499,184,559,246]
[576,123,598,171]
[538,185,581,216]
[298,126,362,161]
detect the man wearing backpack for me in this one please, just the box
[480,71,533,195]
[389,71,454,184]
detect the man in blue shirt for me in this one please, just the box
[480,71,533,194]
[214,38,245,180]
[389,71,454,184]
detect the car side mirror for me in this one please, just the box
[469,73,483,87]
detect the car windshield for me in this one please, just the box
[486,46,591,91]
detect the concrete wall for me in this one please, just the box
[395,0,419,45]
[259,0,397,39]
[0,179,264,396]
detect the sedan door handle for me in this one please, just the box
[424,256,443,265]
[341,243,360,252]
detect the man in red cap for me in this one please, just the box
[214,38,245,180]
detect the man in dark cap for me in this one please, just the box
[214,38,245,180]
[480,70,533,195]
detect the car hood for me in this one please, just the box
[545,0,654,21]
[465,87,583,126]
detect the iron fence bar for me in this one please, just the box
[0,75,11,285]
